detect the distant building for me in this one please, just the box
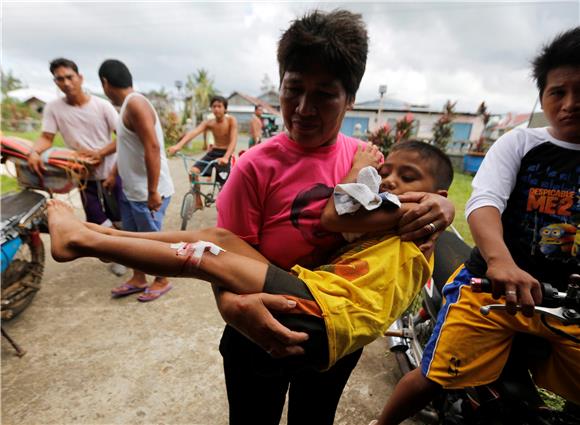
[343,97,485,152]
[7,88,59,113]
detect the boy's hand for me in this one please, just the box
[486,259,542,317]
[220,292,309,358]
[352,142,382,171]
[217,157,229,165]
[397,192,455,243]
[167,145,180,156]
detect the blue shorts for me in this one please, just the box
[119,192,171,232]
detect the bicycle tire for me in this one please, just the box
[180,191,196,230]
[1,231,45,321]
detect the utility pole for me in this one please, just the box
[378,84,387,127]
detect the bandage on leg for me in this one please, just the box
[171,241,226,273]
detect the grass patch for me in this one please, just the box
[3,130,66,147]
[1,174,19,195]
[448,171,474,246]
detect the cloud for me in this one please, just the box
[3,1,579,114]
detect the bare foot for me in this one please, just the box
[47,199,90,262]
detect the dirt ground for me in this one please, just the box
[1,137,419,425]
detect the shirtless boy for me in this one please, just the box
[167,95,237,209]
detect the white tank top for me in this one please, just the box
[117,92,174,202]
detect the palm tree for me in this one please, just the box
[474,101,491,152]
[184,69,218,125]
[432,100,456,151]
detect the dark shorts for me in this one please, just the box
[79,176,122,225]
[194,148,230,185]
[263,265,329,371]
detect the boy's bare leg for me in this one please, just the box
[376,368,441,425]
[48,200,268,294]
[191,166,203,210]
[84,222,267,263]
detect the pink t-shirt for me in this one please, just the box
[41,96,118,180]
[217,132,360,269]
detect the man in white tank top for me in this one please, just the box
[98,59,175,302]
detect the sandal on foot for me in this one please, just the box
[111,282,147,298]
[137,284,173,302]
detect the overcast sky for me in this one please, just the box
[3,1,579,114]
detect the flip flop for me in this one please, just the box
[111,282,147,298]
[137,284,173,302]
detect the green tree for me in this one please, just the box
[184,69,218,125]
[1,68,25,95]
[144,88,184,145]
[432,100,456,151]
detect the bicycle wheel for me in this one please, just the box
[180,191,196,230]
[1,230,45,320]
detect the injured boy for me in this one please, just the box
[47,141,454,371]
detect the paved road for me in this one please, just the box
[1,137,419,425]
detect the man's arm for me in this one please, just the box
[125,97,162,211]
[218,115,238,164]
[28,132,55,175]
[468,206,541,317]
[249,116,261,142]
[167,121,209,155]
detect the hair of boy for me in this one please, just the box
[532,26,580,99]
[210,95,228,110]
[277,9,369,101]
[390,141,454,191]
[98,59,133,89]
[49,58,79,75]
[254,105,262,112]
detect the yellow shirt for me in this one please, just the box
[292,234,433,369]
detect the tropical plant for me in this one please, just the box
[432,100,456,151]
[395,112,415,143]
[1,69,25,95]
[144,88,184,145]
[1,97,40,132]
[369,123,395,156]
[473,101,491,152]
[184,69,218,125]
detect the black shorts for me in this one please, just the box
[194,148,230,185]
[263,265,329,370]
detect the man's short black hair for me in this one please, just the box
[49,58,79,75]
[277,9,369,100]
[210,95,228,110]
[254,104,263,112]
[98,59,133,89]
[390,141,454,191]
[532,26,580,99]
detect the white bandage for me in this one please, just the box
[171,241,226,269]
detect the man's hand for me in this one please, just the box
[102,173,116,191]
[220,292,309,358]
[27,151,45,176]
[77,149,103,165]
[397,192,455,248]
[486,258,542,317]
[148,191,162,212]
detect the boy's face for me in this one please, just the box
[211,101,226,118]
[379,150,441,195]
[541,65,580,144]
[280,61,353,148]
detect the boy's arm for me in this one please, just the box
[167,121,209,155]
[218,115,238,165]
[125,97,162,211]
[468,206,541,317]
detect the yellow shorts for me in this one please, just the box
[421,266,580,404]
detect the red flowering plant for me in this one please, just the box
[368,122,395,156]
[395,112,415,143]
